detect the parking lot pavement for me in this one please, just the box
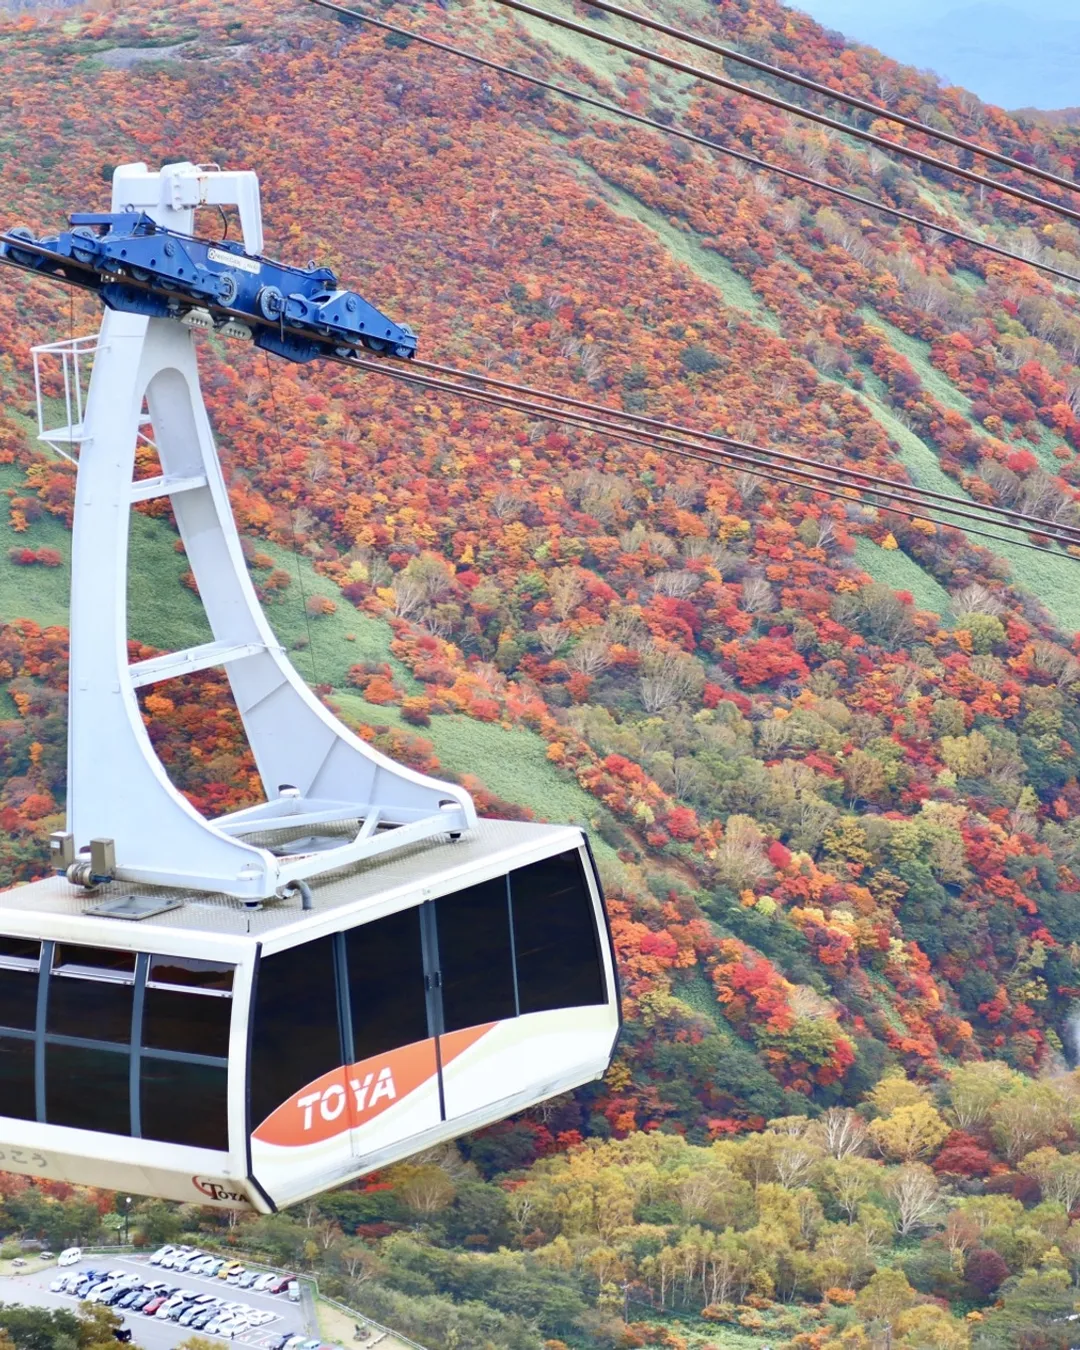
[0,1256,310,1350]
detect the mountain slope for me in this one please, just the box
[5,5,1080,1329]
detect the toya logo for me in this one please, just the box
[253,1026,495,1148]
[295,1067,397,1131]
[192,1177,248,1204]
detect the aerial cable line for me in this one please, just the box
[344,353,1080,557]
[404,355,1080,542]
[305,0,1080,288]
[563,0,1080,202]
[4,243,1074,542]
[352,355,1080,559]
[7,237,1077,551]
[489,0,1080,227]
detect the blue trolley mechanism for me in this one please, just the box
[1,213,417,365]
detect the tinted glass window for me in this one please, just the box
[435,878,516,1034]
[148,956,233,992]
[46,1045,129,1134]
[0,1036,35,1121]
[54,945,135,977]
[0,938,40,965]
[250,937,341,1130]
[47,976,133,1043]
[142,1059,228,1151]
[512,851,605,1014]
[0,968,38,1032]
[143,988,231,1058]
[345,907,428,1062]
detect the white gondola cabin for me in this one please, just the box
[0,162,621,1209]
[0,820,619,1210]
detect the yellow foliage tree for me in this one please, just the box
[869,1103,950,1161]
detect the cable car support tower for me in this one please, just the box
[27,162,475,903]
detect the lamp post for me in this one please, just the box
[123,1196,132,1245]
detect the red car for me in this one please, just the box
[142,1298,168,1316]
[268,1276,296,1295]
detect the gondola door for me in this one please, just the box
[341,907,442,1165]
[430,849,612,1126]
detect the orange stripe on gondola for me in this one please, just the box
[253,1023,495,1147]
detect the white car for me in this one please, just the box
[249,1310,276,1326]
[87,1282,119,1304]
[57,1248,82,1267]
[149,1246,176,1266]
[252,1274,276,1292]
[49,1276,69,1293]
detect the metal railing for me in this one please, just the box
[305,1282,429,1350]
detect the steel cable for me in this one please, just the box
[567,0,1080,202]
[490,0,1080,227]
[305,0,1080,287]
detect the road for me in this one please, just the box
[0,1255,304,1350]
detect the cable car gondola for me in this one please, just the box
[0,161,620,1208]
[0,820,619,1210]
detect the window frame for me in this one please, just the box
[0,935,234,1146]
[247,840,613,1131]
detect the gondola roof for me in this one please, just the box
[0,819,584,941]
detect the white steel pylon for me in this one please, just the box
[56,162,475,901]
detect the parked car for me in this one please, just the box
[268,1275,296,1295]
[218,1262,244,1281]
[287,1281,300,1303]
[148,1247,175,1266]
[252,1273,277,1292]
[142,1297,168,1316]
[128,1292,155,1312]
[237,1270,258,1288]
[58,1248,82,1267]
[40,1253,54,1262]
[10,1259,26,1268]
[190,1308,218,1330]
[249,1310,276,1327]
[267,1335,292,1350]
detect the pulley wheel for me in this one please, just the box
[217,271,239,307]
[4,227,40,269]
[69,226,98,266]
[257,284,284,321]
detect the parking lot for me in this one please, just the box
[0,1253,316,1350]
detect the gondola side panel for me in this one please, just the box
[250,1037,442,1198]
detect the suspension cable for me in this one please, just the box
[490,0,1080,227]
[9,243,1078,548]
[305,0,1080,288]
[571,0,1080,202]
[342,354,1080,558]
[405,355,1080,542]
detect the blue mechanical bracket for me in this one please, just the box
[1,213,416,364]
